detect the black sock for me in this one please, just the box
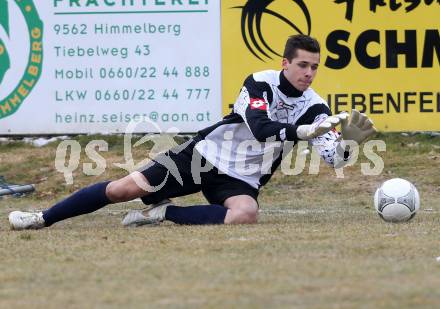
[165,204,228,225]
[42,181,111,226]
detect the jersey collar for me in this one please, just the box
[278,70,303,98]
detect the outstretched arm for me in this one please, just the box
[234,75,341,142]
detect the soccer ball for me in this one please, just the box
[374,178,420,222]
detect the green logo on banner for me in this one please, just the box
[0,0,43,120]
[0,0,10,84]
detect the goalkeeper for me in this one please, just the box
[8,34,376,229]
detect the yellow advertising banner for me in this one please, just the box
[222,0,440,131]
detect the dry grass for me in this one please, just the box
[1,134,440,308]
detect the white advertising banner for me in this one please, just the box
[0,0,221,134]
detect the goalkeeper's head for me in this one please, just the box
[282,35,321,91]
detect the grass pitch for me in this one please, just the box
[1,133,440,308]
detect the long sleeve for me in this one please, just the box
[233,75,299,142]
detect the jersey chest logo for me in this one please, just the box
[277,101,295,110]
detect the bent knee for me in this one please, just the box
[225,206,258,224]
[106,182,125,202]
[106,172,151,202]
[106,181,139,202]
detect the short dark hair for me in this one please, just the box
[283,34,320,60]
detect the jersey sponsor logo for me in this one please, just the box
[277,101,294,110]
[250,98,267,110]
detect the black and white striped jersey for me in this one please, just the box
[195,70,345,189]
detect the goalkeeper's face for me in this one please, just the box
[282,49,320,91]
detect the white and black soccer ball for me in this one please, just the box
[374,178,420,223]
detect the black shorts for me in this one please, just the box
[139,137,259,206]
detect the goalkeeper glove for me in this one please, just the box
[339,109,377,144]
[296,115,341,140]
